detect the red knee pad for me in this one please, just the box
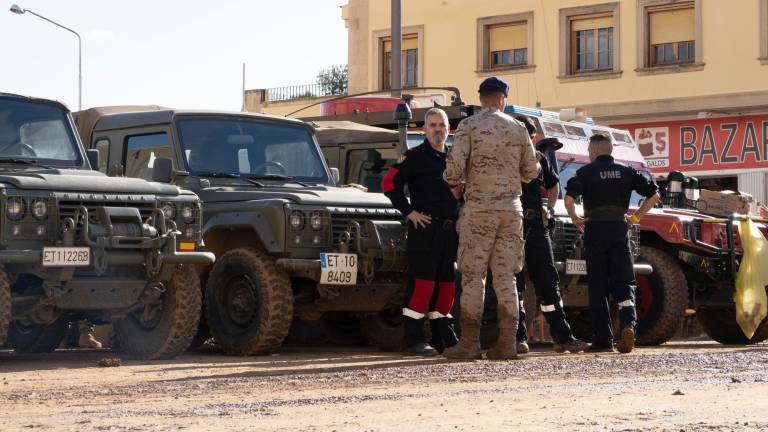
[434,281,456,316]
[407,278,435,313]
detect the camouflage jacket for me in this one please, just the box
[444,107,539,212]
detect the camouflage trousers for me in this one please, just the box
[457,208,525,327]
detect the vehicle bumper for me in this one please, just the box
[0,249,214,266]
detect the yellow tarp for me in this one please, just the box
[734,218,768,338]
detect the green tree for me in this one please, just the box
[317,65,348,96]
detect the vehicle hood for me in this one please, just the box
[0,169,180,195]
[197,185,394,207]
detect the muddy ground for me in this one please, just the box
[1,341,767,432]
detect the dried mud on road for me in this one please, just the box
[1,342,767,432]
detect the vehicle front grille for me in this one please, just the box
[58,200,156,224]
[552,220,641,261]
[57,197,156,243]
[552,220,582,261]
[330,208,403,245]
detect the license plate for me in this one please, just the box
[320,253,358,285]
[565,259,587,275]
[42,247,91,267]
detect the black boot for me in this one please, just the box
[430,316,459,354]
[403,317,437,356]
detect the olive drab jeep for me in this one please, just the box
[73,106,409,355]
[0,93,214,359]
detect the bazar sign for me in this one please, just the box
[617,115,768,174]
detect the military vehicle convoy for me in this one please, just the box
[74,107,409,354]
[0,93,214,359]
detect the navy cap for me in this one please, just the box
[536,137,563,152]
[478,77,509,97]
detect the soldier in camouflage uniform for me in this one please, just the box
[443,77,539,360]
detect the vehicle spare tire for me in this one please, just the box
[0,269,10,347]
[8,316,70,353]
[697,305,768,345]
[113,265,202,359]
[634,246,688,345]
[205,248,293,355]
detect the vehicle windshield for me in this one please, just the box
[0,98,82,166]
[176,116,329,183]
[407,133,454,149]
[557,161,652,207]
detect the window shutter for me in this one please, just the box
[649,8,695,45]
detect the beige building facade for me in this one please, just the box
[336,0,768,200]
[342,0,768,121]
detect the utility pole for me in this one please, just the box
[241,63,246,111]
[390,0,402,98]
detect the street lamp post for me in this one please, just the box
[10,4,82,110]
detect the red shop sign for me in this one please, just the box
[616,114,768,176]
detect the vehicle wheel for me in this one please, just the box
[0,269,12,346]
[8,316,69,353]
[360,309,404,351]
[321,312,366,345]
[187,315,211,350]
[113,265,202,359]
[634,247,688,345]
[697,306,768,345]
[205,248,293,355]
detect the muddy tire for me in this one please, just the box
[188,315,211,350]
[0,269,10,346]
[635,246,688,345]
[360,309,404,351]
[697,306,768,345]
[8,316,69,353]
[205,248,293,355]
[113,265,202,359]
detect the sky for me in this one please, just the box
[0,0,349,111]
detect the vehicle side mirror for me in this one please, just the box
[86,149,100,170]
[152,157,174,183]
[330,167,340,184]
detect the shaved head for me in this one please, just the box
[588,134,613,161]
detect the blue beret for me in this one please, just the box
[478,77,509,97]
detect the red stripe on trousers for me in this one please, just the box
[434,281,456,316]
[407,278,435,314]
[381,167,399,193]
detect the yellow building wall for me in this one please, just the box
[357,0,766,115]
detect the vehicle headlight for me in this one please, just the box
[7,197,25,220]
[181,204,195,222]
[160,202,175,219]
[31,199,48,220]
[310,211,324,230]
[289,210,304,230]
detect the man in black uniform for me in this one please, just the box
[564,134,660,353]
[382,107,462,355]
[512,117,589,354]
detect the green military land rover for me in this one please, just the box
[0,93,214,359]
[74,107,409,355]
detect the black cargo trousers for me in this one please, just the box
[583,220,637,347]
[403,217,459,351]
[515,209,577,344]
